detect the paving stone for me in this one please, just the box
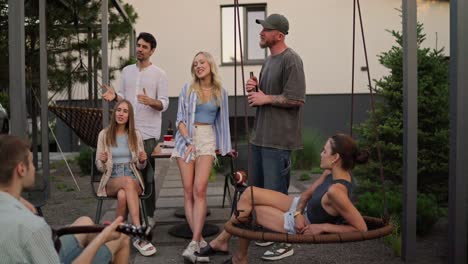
[156,196,228,209]
[159,186,225,197]
[154,208,232,224]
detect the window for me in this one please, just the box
[221,4,266,65]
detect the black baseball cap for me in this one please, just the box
[256,13,289,35]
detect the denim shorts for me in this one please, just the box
[283,197,311,234]
[59,234,112,264]
[110,163,136,179]
[193,125,216,159]
[172,125,217,162]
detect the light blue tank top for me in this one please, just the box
[195,99,219,124]
[111,134,132,163]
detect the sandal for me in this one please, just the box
[133,238,157,256]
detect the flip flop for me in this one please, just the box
[196,244,229,256]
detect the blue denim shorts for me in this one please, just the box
[59,234,112,264]
[110,163,136,179]
[283,197,311,234]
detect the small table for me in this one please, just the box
[152,143,235,238]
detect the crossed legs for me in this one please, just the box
[106,176,143,226]
[208,187,294,263]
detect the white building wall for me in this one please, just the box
[122,0,449,97]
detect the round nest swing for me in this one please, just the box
[224,216,393,244]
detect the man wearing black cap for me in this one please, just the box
[245,13,306,261]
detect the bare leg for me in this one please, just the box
[106,235,130,264]
[106,177,143,226]
[116,189,127,220]
[235,187,293,221]
[192,155,213,242]
[232,237,249,264]
[71,216,96,247]
[177,158,196,231]
[210,187,293,252]
[123,179,142,227]
[70,216,130,263]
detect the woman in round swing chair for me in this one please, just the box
[95,100,157,257]
[197,133,369,264]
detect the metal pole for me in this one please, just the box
[88,28,93,102]
[130,29,136,58]
[448,0,468,263]
[101,0,109,127]
[8,0,27,137]
[40,0,50,199]
[402,0,418,262]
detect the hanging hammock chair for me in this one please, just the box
[48,60,106,149]
[48,7,113,149]
[49,104,104,148]
[225,0,394,243]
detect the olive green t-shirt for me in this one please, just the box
[251,48,306,150]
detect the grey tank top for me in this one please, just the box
[306,174,355,224]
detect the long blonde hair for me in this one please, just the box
[189,51,222,105]
[105,100,138,153]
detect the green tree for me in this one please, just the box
[0,0,138,98]
[356,23,449,200]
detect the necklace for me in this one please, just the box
[201,86,213,91]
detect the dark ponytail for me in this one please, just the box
[330,133,369,170]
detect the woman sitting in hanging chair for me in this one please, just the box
[95,99,157,256]
[197,133,369,264]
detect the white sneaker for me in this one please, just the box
[199,239,208,249]
[261,243,294,261]
[147,216,155,227]
[255,241,274,247]
[182,241,210,263]
[196,240,210,263]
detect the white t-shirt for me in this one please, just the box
[117,64,169,140]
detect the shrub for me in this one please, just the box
[292,130,323,170]
[355,23,449,197]
[209,167,217,182]
[299,172,310,181]
[76,148,96,175]
[310,167,322,174]
[383,215,402,257]
[356,190,443,235]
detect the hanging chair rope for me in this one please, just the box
[231,0,258,224]
[351,0,389,220]
[226,0,394,243]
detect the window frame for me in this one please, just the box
[220,3,267,66]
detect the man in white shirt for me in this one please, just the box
[103,32,169,226]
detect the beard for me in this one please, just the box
[259,38,277,49]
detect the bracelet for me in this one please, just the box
[293,211,302,218]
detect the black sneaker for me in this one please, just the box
[261,243,294,261]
